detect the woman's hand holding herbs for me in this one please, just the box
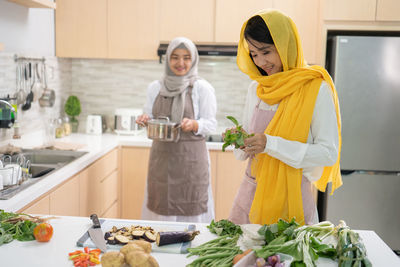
[244,133,267,155]
[222,116,254,151]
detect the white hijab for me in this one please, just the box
[159,37,199,123]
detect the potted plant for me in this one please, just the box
[64,95,81,133]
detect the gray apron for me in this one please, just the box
[228,99,317,225]
[147,87,209,216]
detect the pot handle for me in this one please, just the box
[156,116,170,122]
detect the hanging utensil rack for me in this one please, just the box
[14,54,46,63]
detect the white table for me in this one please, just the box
[0,216,399,267]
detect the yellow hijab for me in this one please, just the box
[237,9,342,225]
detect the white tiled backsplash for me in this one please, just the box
[1,52,251,141]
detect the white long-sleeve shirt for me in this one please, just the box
[234,81,339,182]
[143,79,217,136]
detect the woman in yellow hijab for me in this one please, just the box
[228,9,342,225]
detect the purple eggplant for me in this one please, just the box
[156,231,200,246]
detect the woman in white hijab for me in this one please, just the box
[137,37,217,223]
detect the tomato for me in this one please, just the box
[33,223,53,242]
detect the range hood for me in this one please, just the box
[157,42,237,63]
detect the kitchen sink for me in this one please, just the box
[0,149,87,200]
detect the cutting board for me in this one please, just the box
[77,219,196,254]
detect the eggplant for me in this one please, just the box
[115,234,130,244]
[156,231,200,246]
[132,230,145,239]
[143,230,157,243]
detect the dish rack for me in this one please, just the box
[0,154,31,190]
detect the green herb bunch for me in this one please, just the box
[256,219,338,267]
[0,210,38,246]
[207,219,243,237]
[222,116,254,152]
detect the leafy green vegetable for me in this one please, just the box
[222,116,254,152]
[336,221,372,267]
[207,219,243,237]
[0,209,38,245]
[256,219,337,267]
[258,218,299,243]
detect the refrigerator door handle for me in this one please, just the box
[341,170,356,175]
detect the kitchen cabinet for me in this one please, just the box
[49,173,80,216]
[159,0,215,43]
[120,146,246,221]
[209,151,217,202]
[121,147,150,220]
[376,0,400,21]
[215,0,273,43]
[56,0,108,58]
[215,0,322,65]
[19,148,120,217]
[213,151,247,221]
[21,195,50,214]
[6,0,56,9]
[108,0,159,59]
[323,0,376,21]
[56,0,159,60]
[324,0,400,22]
[0,43,4,51]
[79,148,119,217]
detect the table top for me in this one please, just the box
[0,216,399,267]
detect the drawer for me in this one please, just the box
[101,201,119,218]
[100,169,118,213]
[87,148,118,182]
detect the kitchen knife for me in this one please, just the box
[88,214,107,252]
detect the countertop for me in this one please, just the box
[0,130,227,212]
[0,215,399,267]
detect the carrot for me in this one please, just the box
[233,253,244,264]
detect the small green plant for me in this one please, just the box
[64,95,81,133]
[222,116,254,152]
[64,95,81,122]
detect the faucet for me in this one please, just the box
[0,100,15,112]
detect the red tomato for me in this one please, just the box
[33,223,53,242]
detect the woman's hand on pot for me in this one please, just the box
[181,118,198,132]
[244,133,267,155]
[136,114,150,126]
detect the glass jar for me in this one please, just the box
[55,118,65,138]
[63,116,72,136]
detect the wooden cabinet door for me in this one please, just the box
[215,0,273,43]
[108,0,160,59]
[102,201,119,218]
[80,149,119,217]
[274,0,321,65]
[49,174,80,216]
[376,0,400,21]
[56,0,107,58]
[159,0,215,43]
[20,195,50,215]
[209,150,217,204]
[121,147,150,220]
[215,151,247,221]
[323,0,376,21]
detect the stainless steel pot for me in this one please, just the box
[147,116,181,142]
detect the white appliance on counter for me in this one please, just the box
[114,108,143,135]
[86,115,103,135]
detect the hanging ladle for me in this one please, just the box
[22,62,34,111]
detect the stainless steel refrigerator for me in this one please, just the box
[322,35,400,251]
